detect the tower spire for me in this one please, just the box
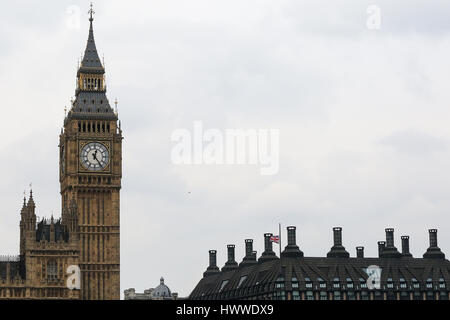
[80,2,103,70]
[69,4,117,120]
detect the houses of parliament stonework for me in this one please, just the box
[0,10,122,300]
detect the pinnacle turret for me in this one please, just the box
[27,189,35,208]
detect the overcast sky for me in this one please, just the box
[1,0,450,298]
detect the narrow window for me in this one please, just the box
[47,260,57,281]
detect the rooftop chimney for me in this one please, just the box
[222,245,238,272]
[258,233,278,262]
[356,246,364,258]
[380,228,401,258]
[377,241,385,257]
[240,239,257,267]
[401,236,412,257]
[386,228,394,247]
[423,229,445,259]
[327,227,349,258]
[281,226,304,258]
[203,250,220,277]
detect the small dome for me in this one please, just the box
[151,277,172,298]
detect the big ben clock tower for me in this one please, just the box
[60,7,122,300]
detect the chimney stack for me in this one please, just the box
[401,236,412,257]
[423,229,445,259]
[333,227,342,246]
[240,239,258,266]
[356,246,364,258]
[429,229,438,247]
[222,245,238,271]
[385,228,394,248]
[246,239,253,257]
[203,250,220,277]
[381,228,401,258]
[377,241,385,257]
[258,233,278,262]
[327,227,349,258]
[281,226,303,258]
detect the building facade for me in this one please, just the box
[0,194,80,299]
[190,227,450,300]
[124,277,179,300]
[0,8,121,300]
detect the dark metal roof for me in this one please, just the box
[189,227,450,300]
[69,91,116,120]
[190,255,450,300]
[36,218,69,242]
[79,16,104,73]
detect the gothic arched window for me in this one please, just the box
[47,260,58,281]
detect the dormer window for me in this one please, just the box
[387,277,394,289]
[305,277,312,288]
[333,277,340,288]
[237,276,247,288]
[400,278,407,288]
[291,277,299,289]
[318,277,326,289]
[346,277,353,288]
[360,277,367,288]
[275,276,285,289]
[426,278,433,289]
[219,280,229,292]
[439,278,446,289]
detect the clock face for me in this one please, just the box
[80,142,109,171]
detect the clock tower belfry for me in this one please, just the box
[60,8,122,300]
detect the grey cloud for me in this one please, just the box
[379,129,448,155]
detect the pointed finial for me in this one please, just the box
[114,98,118,115]
[27,183,35,207]
[89,2,95,22]
[64,106,67,117]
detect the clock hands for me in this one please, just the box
[92,150,102,167]
[82,143,108,170]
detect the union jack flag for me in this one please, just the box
[270,235,280,244]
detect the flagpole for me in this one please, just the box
[279,223,282,258]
